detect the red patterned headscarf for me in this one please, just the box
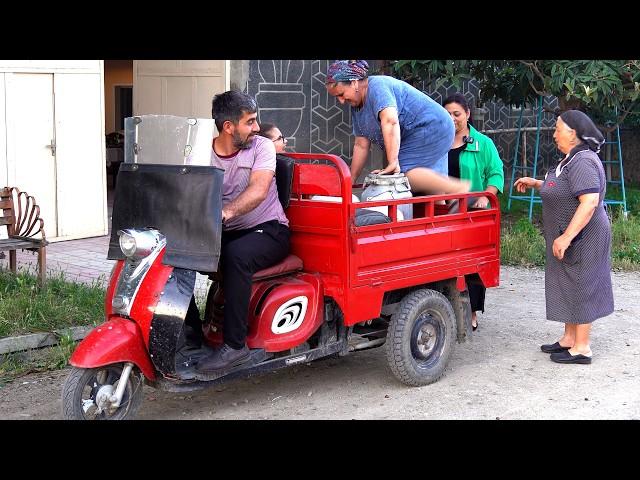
[326,60,369,84]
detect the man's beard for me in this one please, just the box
[233,132,254,150]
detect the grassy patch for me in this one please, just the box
[0,270,104,338]
[500,217,546,267]
[606,184,640,214]
[610,208,640,270]
[0,270,103,384]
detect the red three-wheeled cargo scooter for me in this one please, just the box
[62,116,500,420]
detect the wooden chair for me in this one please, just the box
[0,187,48,285]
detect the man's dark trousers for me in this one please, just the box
[220,220,290,349]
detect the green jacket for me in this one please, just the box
[459,125,504,194]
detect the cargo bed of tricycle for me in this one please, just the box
[284,153,500,327]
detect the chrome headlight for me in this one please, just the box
[112,228,166,316]
[118,231,137,257]
[117,228,162,259]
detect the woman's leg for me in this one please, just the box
[559,323,576,348]
[406,167,470,195]
[570,323,592,356]
[468,282,485,329]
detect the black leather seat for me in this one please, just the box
[275,154,295,209]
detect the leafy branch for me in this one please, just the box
[388,60,640,131]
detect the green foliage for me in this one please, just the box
[500,217,546,267]
[499,194,543,227]
[389,60,640,129]
[611,208,640,268]
[0,352,26,385]
[607,183,640,213]
[49,331,77,369]
[0,271,103,383]
[0,270,104,337]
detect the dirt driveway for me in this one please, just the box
[1,265,638,420]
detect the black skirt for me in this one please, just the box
[468,282,485,313]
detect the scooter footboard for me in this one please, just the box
[69,318,156,380]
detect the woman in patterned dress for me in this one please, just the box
[514,110,614,364]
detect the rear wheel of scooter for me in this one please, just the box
[386,288,457,386]
[62,364,144,420]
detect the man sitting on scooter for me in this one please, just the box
[192,90,290,373]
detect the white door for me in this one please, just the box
[5,73,57,239]
[53,73,107,240]
[133,60,228,119]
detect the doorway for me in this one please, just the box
[114,85,132,131]
[104,60,133,214]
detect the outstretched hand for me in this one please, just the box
[514,177,539,193]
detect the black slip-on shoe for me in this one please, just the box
[195,343,250,373]
[550,350,592,364]
[540,341,571,354]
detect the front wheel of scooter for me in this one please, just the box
[62,364,144,420]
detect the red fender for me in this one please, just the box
[69,318,156,381]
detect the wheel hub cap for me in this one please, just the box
[416,322,437,356]
[95,384,115,414]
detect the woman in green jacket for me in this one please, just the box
[443,93,505,330]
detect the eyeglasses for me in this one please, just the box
[273,135,287,143]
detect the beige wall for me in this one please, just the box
[104,60,133,134]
